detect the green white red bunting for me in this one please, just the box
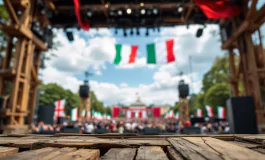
[205,105,214,118]
[217,106,226,119]
[70,108,78,121]
[114,44,138,65]
[92,110,111,120]
[196,108,203,118]
[113,39,176,65]
[146,39,175,64]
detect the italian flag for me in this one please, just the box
[169,110,174,118]
[134,111,139,118]
[146,39,175,64]
[197,108,203,118]
[126,110,132,118]
[217,106,226,119]
[114,44,138,65]
[175,112,179,119]
[71,108,78,121]
[205,105,214,118]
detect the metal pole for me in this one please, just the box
[189,55,193,94]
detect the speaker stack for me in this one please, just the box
[226,96,258,134]
[79,84,89,98]
[178,80,189,98]
[37,105,54,125]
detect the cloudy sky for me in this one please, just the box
[2,0,262,106]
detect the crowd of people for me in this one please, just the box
[31,118,230,134]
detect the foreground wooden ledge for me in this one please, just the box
[0,134,264,159]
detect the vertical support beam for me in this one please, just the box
[228,49,239,96]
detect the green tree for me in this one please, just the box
[202,56,229,93]
[204,83,230,110]
[39,83,80,113]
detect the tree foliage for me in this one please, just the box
[39,83,109,115]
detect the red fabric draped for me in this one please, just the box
[112,107,120,117]
[195,0,242,19]
[153,108,161,117]
[73,0,90,30]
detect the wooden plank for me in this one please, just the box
[101,148,136,160]
[198,137,265,160]
[168,138,221,160]
[0,146,19,158]
[235,135,265,144]
[50,149,100,160]
[0,147,58,160]
[166,146,184,160]
[252,148,265,154]
[228,141,261,149]
[136,146,168,160]
[38,148,77,160]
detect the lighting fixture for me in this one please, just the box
[136,28,140,36]
[140,2,144,7]
[130,28,134,35]
[105,4,109,8]
[127,8,132,14]
[196,28,204,38]
[118,10,123,16]
[140,9,146,15]
[145,29,149,36]
[123,29,127,37]
[178,7,183,13]
[153,8,158,15]
[87,9,93,17]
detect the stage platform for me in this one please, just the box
[0,134,264,159]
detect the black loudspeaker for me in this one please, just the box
[183,127,201,134]
[37,105,54,125]
[190,118,205,125]
[79,85,89,98]
[227,96,258,134]
[143,128,161,135]
[178,83,189,98]
[66,31,74,41]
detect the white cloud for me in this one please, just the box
[41,25,228,106]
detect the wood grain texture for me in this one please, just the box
[166,146,184,160]
[50,149,100,160]
[0,146,19,158]
[101,148,136,160]
[168,138,221,160]
[200,137,265,160]
[136,146,168,160]
[228,141,261,148]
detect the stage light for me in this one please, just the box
[123,29,127,37]
[118,10,123,16]
[140,2,144,7]
[130,28,134,35]
[178,7,183,13]
[105,4,109,8]
[87,9,93,17]
[115,29,118,35]
[153,8,158,15]
[66,31,74,41]
[127,8,132,14]
[145,29,149,36]
[157,27,160,32]
[136,28,140,36]
[140,9,146,15]
[196,28,204,38]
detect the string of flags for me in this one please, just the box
[113,39,176,65]
[165,106,226,119]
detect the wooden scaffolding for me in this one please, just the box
[0,0,265,132]
[0,0,47,133]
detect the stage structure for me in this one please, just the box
[79,71,92,120]
[0,0,265,132]
[178,79,189,124]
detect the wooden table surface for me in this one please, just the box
[0,134,264,160]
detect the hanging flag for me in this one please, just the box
[114,44,139,65]
[82,109,91,118]
[134,111,139,118]
[197,108,203,118]
[146,39,175,64]
[71,108,79,121]
[205,105,214,118]
[126,110,132,118]
[142,111,147,118]
[169,110,174,118]
[194,0,242,19]
[107,114,111,120]
[217,106,226,119]
[175,112,179,120]
[54,99,66,120]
